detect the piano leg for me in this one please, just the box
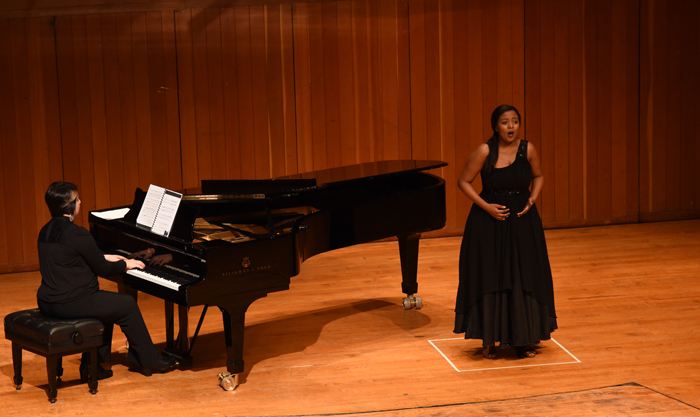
[162,301,193,367]
[398,233,422,309]
[219,295,268,377]
[220,306,246,375]
[165,301,174,348]
[178,305,190,353]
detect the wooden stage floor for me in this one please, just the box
[2,220,700,416]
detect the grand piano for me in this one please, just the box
[89,160,446,388]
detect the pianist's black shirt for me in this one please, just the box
[37,216,126,304]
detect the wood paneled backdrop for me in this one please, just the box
[0,0,698,273]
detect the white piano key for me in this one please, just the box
[126,269,181,291]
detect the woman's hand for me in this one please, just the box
[124,258,145,270]
[517,198,535,217]
[487,204,510,221]
[104,254,126,262]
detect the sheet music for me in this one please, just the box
[136,185,182,237]
[151,190,182,236]
[136,185,165,228]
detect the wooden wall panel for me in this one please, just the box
[447,0,525,234]
[538,0,555,223]
[175,5,296,186]
[525,0,639,228]
[26,19,54,251]
[10,19,40,263]
[174,10,198,187]
[438,0,456,233]
[293,0,414,172]
[552,0,569,223]
[690,1,700,214]
[306,2,329,170]
[622,0,640,220]
[567,0,585,223]
[265,6,291,176]
[84,15,109,212]
[677,2,697,214]
[0,17,60,273]
[321,2,342,167]
[640,0,700,221]
[2,0,700,273]
[0,20,24,268]
[452,0,479,234]
[250,6,274,179]
[53,12,182,226]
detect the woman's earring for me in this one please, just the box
[69,215,74,222]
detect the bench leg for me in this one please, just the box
[46,355,59,403]
[11,342,23,389]
[57,356,64,381]
[88,347,98,395]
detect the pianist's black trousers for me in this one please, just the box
[38,290,161,368]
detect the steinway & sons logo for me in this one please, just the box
[221,256,271,276]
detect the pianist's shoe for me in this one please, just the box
[134,355,178,377]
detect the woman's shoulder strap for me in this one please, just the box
[518,139,528,159]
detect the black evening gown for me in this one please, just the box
[454,140,557,347]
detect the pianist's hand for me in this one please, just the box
[104,254,127,263]
[125,258,146,270]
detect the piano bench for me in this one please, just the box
[3,308,105,403]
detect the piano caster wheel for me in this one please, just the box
[402,295,422,310]
[218,372,239,391]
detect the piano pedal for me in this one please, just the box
[402,295,422,310]
[218,372,239,391]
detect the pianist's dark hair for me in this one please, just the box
[45,181,79,218]
[483,104,521,190]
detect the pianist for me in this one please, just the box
[36,181,177,378]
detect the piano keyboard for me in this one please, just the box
[116,250,200,291]
[127,268,182,290]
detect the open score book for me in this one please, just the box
[136,184,182,237]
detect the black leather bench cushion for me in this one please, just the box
[4,309,104,355]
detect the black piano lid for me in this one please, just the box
[279,160,446,184]
[181,160,447,201]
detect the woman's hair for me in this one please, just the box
[483,104,522,181]
[45,181,79,217]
